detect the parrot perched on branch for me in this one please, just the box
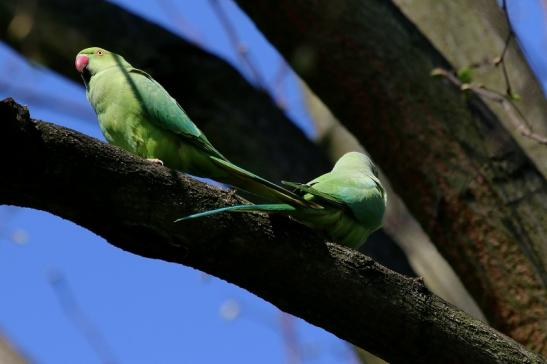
[75,47,386,248]
[74,47,306,206]
[178,152,387,249]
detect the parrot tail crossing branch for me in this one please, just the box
[174,203,298,222]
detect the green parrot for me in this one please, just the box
[75,47,306,206]
[178,152,387,249]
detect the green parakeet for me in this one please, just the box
[75,47,305,205]
[178,152,387,249]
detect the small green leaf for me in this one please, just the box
[509,92,521,101]
[457,67,473,84]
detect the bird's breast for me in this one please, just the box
[88,72,148,150]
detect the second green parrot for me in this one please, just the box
[75,47,306,206]
[178,152,387,249]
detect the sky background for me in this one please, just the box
[0,1,546,363]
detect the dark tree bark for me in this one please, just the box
[1,98,545,364]
[234,0,547,353]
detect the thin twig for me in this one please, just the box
[279,312,301,364]
[495,0,515,97]
[0,207,19,243]
[48,270,119,364]
[156,0,204,43]
[273,60,290,109]
[208,0,265,88]
[432,68,547,144]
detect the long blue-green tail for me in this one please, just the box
[175,203,298,222]
[208,156,317,208]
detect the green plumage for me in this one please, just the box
[179,152,387,249]
[76,47,305,206]
[76,47,386,248]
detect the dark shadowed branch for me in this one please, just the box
[1,99,545,364]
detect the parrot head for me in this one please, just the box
[332,152,380,178]
[75,47,131,81]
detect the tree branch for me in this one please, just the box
[1,98,545,363]
[234,0,547,352]
[0,0,414,275]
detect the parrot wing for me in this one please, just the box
[209,156,317,207]
[281,180,348,209]
[127,68,227,160]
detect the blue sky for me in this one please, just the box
[0,1,546,363]
[507,0,547,93]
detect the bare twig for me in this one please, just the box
[273,60,290,109]
[494,0,515,98]
[432,68,547,144]
[279,312,301,364]
[208,0,265,87]
[156,0,204,43]
[48,270,118,364]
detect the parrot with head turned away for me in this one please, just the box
[74,47,307,206]
[178,152,387,249]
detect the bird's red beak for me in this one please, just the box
[75,55,89,73]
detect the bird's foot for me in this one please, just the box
[146,158,164,166]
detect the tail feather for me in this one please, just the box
[209,156,316,207]
[282,181,347,209]
[175,203,297,222]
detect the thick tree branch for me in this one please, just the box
[235,0,547,352]
[1,98,545,364]
[0,0,413,275]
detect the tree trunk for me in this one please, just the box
[235,0,547,353]
[303,83,485,321]
[394,0,547,179]
[1,98,544,364]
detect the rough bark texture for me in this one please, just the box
[1,98,545,364]
[235,0,547,353]
[394,0,547,179]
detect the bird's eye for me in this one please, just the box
[96,50,104,56]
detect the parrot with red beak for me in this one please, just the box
[75,47,386,248]
[75,47,307,205]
